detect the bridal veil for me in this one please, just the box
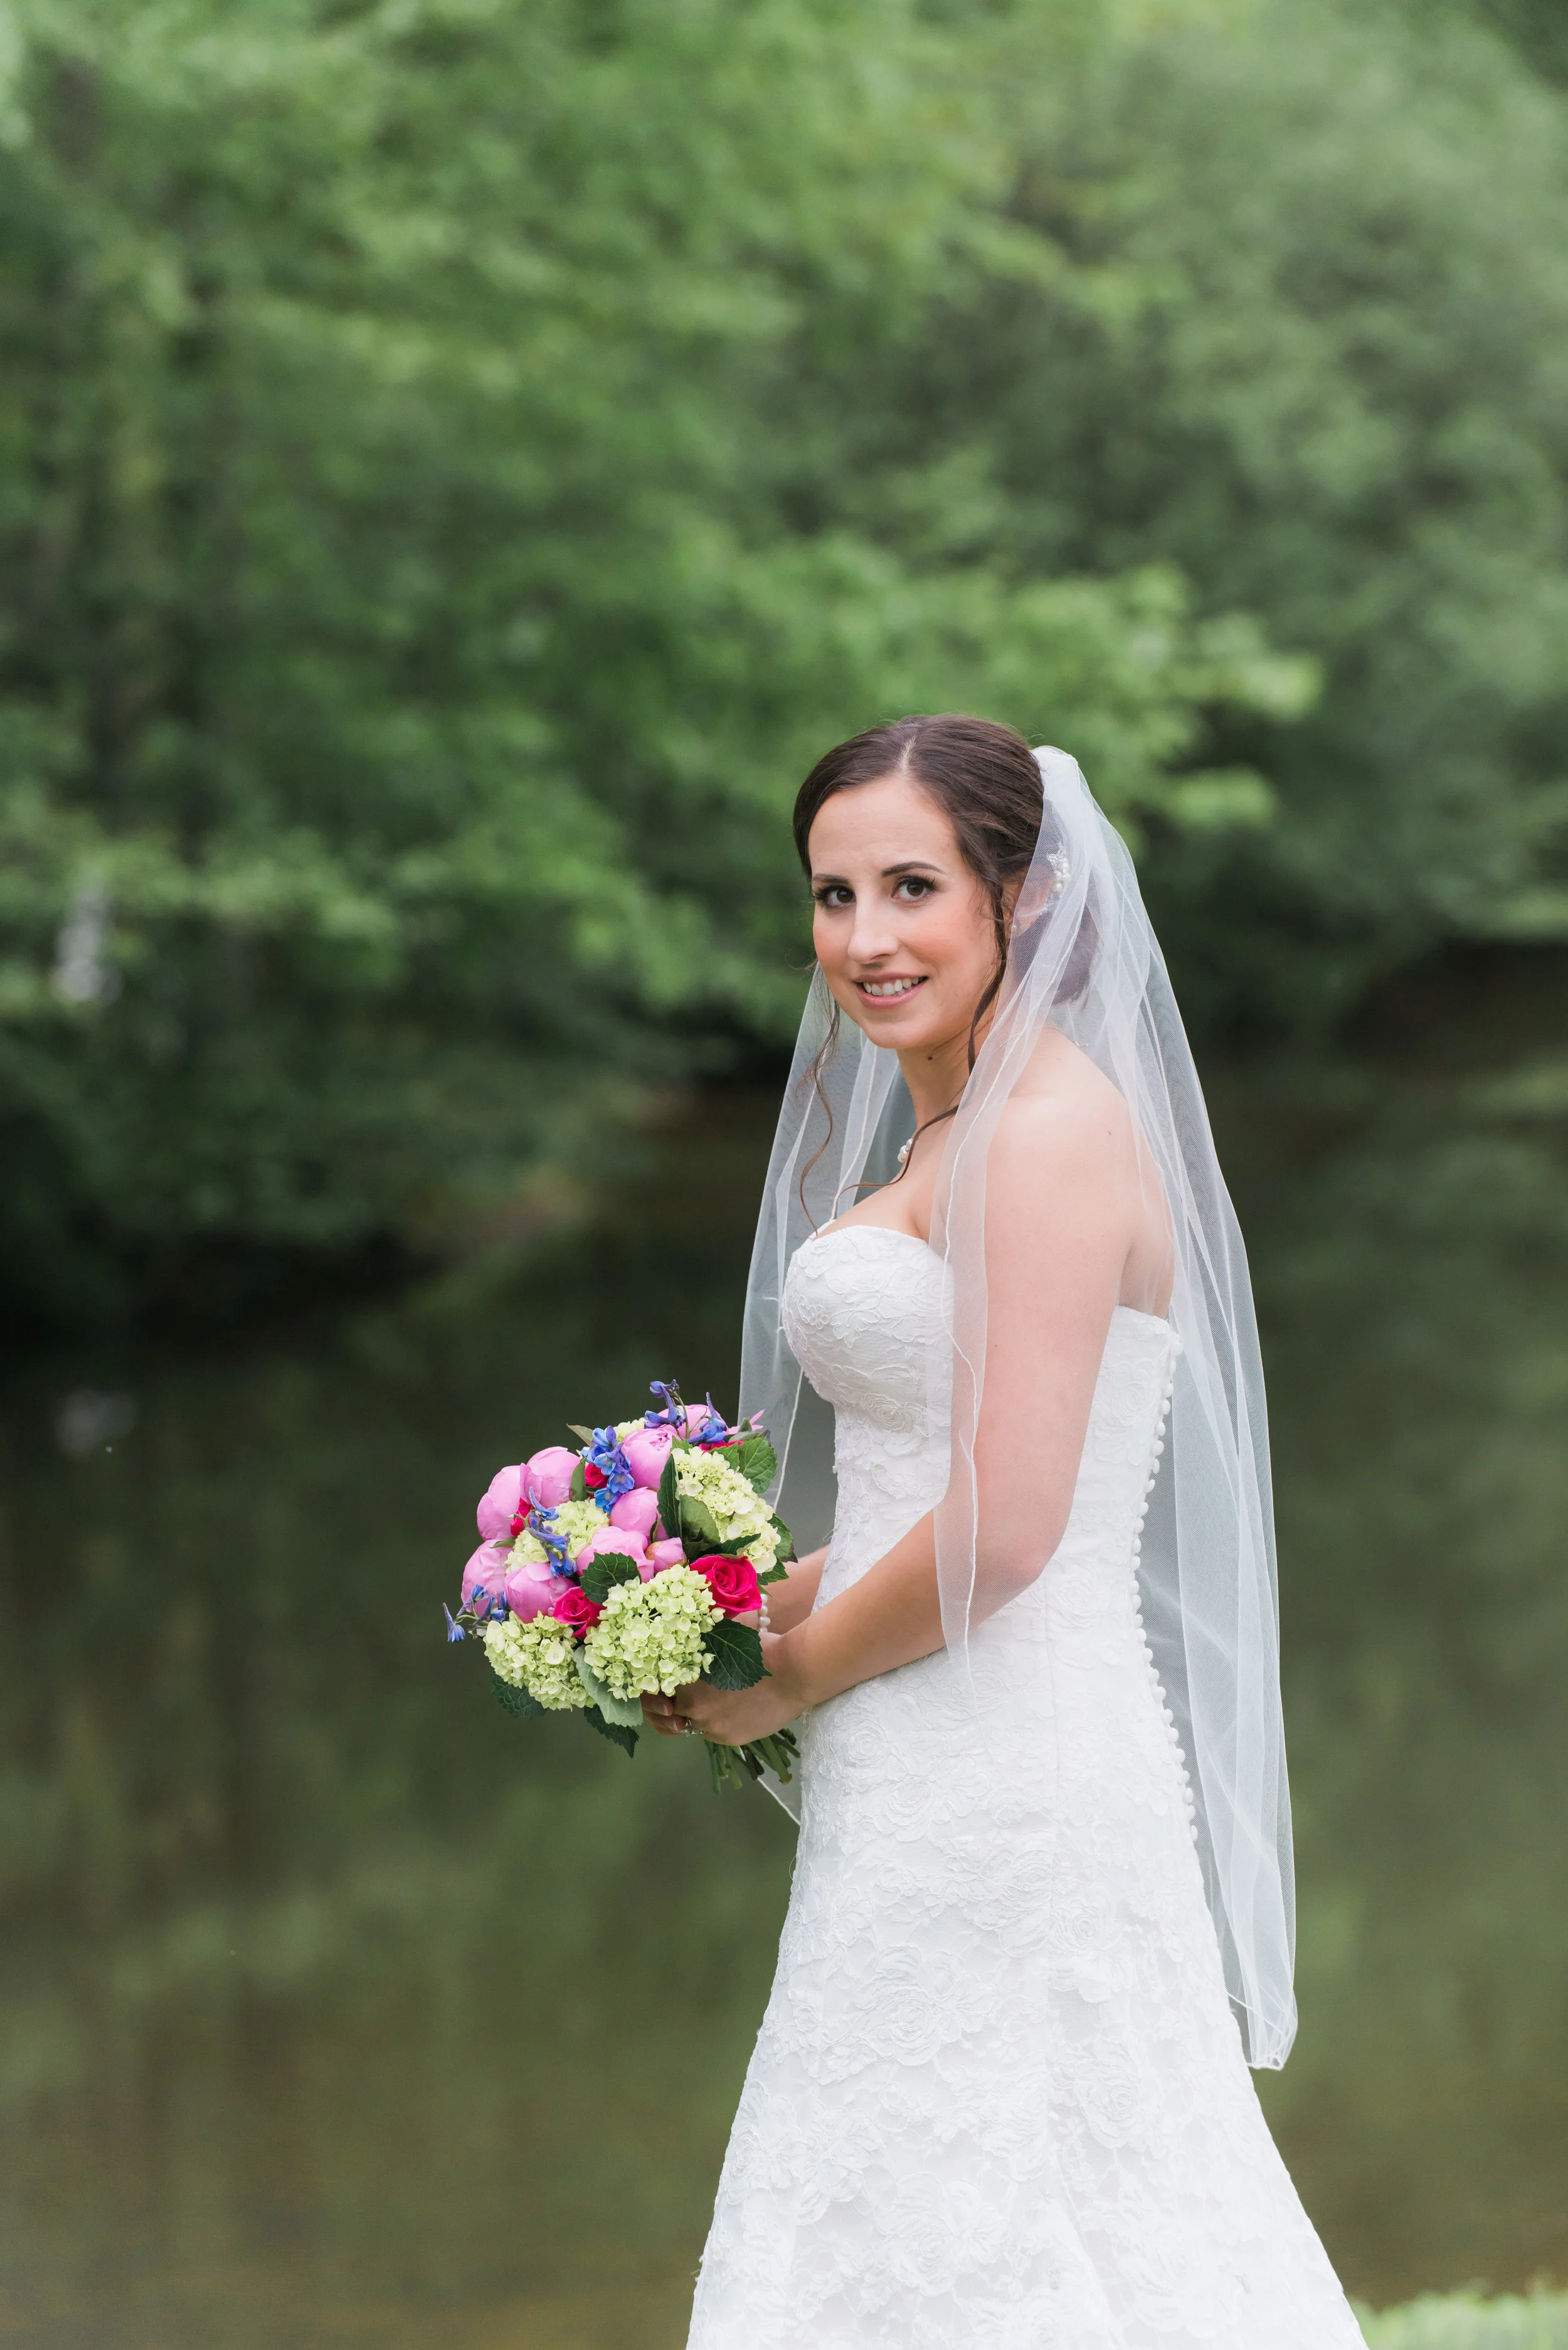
[738,744,1296,2070]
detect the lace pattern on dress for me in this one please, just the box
[687,1225,1362,2350]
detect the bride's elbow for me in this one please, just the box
[972,1508,1070,1615]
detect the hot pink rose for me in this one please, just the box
[644,1537,687,1575]
[608,1486,659,1542]
[553,1585,601,1635]
[476,1465,524,1543]
[504,1561,569,1621]
[691,1553,762,1615]
[462,1539,511,1610]
[574,1523,647,1574]
[620,1424,673,1490]
[524,1444,579,1508]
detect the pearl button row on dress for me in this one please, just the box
[1128,1353,1199,1844]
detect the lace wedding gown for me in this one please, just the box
[687,1225,1364,2350]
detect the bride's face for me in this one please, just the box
[808,772,997,1055]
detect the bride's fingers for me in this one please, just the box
[641,1698,675,1735]
[642,1688,715,1738]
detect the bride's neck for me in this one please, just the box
[896,1020,983,1132]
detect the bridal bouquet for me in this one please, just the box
[446,1381,798,1791]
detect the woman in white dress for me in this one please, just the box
[642,715,1365,2348]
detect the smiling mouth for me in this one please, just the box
[856,976,927,999]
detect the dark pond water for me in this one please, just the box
[2,1035,1565,2346]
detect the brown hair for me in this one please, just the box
[792,713,1085,1213]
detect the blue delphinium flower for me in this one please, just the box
[645,1378,685,1428]
[689,1393,730,1446]
[529,1504,576,1576]
[586,1425,635,1504]
[443,1603,467,1643]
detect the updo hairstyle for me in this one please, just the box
[792,713,1089,1206]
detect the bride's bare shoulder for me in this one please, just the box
[990,1032,1172,1302]
[992,1029,1136,1170]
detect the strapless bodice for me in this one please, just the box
[781,1221,1179,1616]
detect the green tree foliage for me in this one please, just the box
[841,0,1568,1029]
[0,0,1562,1317]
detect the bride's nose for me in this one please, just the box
[847,901,901,965]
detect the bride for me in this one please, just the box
[642,715,1365,2347]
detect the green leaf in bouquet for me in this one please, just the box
[703,1617,766,1691]
[575,1650,645,1727]
[566,1424,594,1443]
[569,1457,588,1502]
[493,1677,545,1721]
[655,1445,682,1543]
[579,1551,641,1604]
[756,1557,791,1588]
[768,1510,793,1558]
[731,1433,778,1496]
[582,1705,638,1757]
[679,1494,723,1551]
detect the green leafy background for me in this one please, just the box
[1,0,1564,1321]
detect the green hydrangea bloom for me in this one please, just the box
[742,1520,781,1568]
[484,1615,590,1710]
[674,1447,778,1557]
[583,1564,717,1699]
[549,1496,609,1551]
[508,1529,548,1568]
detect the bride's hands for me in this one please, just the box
[640,1630,807,1745]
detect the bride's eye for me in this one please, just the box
[814,885,853,910]
[894,876,934,901]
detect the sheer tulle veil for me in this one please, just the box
[739,743,1296,2069]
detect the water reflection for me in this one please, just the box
[0,1067,1563,2341]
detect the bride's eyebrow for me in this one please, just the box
[882,859,942,878]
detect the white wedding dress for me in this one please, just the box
[687,1225,1364,2349]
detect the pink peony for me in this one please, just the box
[476,1465,524,1543]
[462,1539,512,1610]
[504,1561,569,1621]
[523,1444,579,1509]
[620,1424,674,1490]
[691,1552,762,1616]
[608,1486,660,1542]
[574,1523,647,1574]
[644,1536,687,1575]
[553,1585,601,1635]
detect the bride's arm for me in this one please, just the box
[764,1545,827,1634]
[657,1090,1139,1744]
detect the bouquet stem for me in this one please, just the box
[704,1728,800,1794]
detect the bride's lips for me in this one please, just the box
[854,976,928,1002]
